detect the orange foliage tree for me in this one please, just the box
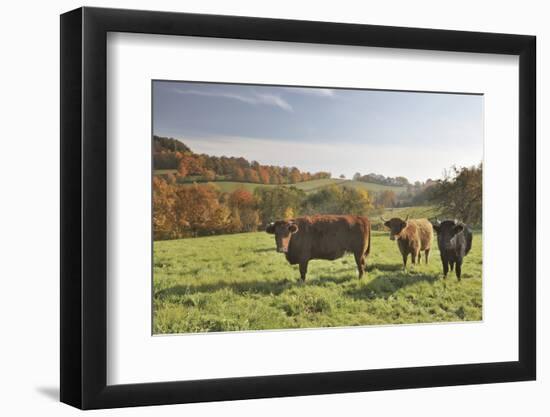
[228,188,259,232]
[152,176,176,240]
[172,183,230,237]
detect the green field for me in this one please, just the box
[153,226,482,334]
[335,180,407,193]
[154,169,178,176]
[156,177,406,195]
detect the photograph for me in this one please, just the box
[151,80,483,334]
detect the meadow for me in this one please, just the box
[152,173,407,195]
[153,225,482,334]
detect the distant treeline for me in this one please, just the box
[153,135,331,185]
[353,172,411,187]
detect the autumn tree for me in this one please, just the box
[176,160,188,178]
[227,188,259,232]
[178,153,203,177]
[429,164,482,225]
[172,184,230,236]
[203,169,216,181]
[164,173,176,185]
[233,166,245,181]
[153,135,191,153]
[153,152,180,170]
[152,176,176,240]
[289,168,301,184]
[303,185,372,216]
[283,207,295,220]
[259,167,271,184]
[245,168,260,183]
[254,186,305,224]
[374,190,397,208]
[339,187,373,215]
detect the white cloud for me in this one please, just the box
[253,93,293,111]
[174,89,293,112]
[283,87,336,97]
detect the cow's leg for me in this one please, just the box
[450,261,455,271]
[402,252,408,270]
[299,261,308,282]
[354,252,365,279]
[416,250,422,264]
[425,248,430,264]
[441,256,448,278]
[455,258,462,281]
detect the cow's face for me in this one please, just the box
[266,220,299,253]
[432,220,464,246]
[383,217,408,241]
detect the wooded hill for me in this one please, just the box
[153,135,331,185]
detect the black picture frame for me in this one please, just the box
[60,6,536,410]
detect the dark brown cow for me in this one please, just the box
[266,215,371,281]
[381,216,433,269]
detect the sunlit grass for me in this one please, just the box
[153,226,482,334]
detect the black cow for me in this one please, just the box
[432,219,473,280]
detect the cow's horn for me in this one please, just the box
[435,218,441,225]
[454,218,458,225]
[380,216,387,222]
[404,215,409,222]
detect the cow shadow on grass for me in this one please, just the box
[154,264,439,300]
[156,270,359,299]
[346,272,439,301]
[368,262,403,272]
[310,274,355,286]
[156,278,296,299]
[253,247,274,253]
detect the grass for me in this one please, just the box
[338,180,407,193]
[171,178,405,195]
[153,227,482,334]
[154,169,178,176]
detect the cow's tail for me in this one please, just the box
[465,226,473,256]
[365,224,371,257]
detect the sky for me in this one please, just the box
[153,80,483,182]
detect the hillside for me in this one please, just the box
[153,136,330,183]
[154,173,406,195]
[152,136,413,194]
[338,180,407,193]
[181,178,405,195]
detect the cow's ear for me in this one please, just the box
[453,224,464,234]
[383,221,390,228]
[288,223,299,234]
[266,223,276,234]
[432,223,440,233]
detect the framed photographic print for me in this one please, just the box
[60,7,536,409]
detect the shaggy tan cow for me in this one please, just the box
[381,216,433,269]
